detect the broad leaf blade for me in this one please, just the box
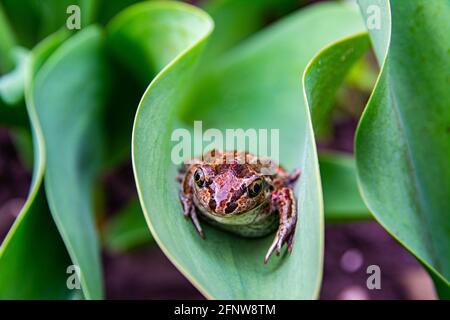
[301,31,371,221]
[356,0,450,292]
[303,33,370,134]
[0,192,72,299]
[107,1,214,84]
[33,26,108,299]
[0,31,73,299]
[131,2,365,299]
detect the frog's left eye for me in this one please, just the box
[193,168,205,187]
[248,178,264,198]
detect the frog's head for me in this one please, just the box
[192,163,270,216]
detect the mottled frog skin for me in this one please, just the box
[178,150,300,263]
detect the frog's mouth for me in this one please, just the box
[204,199,269,218]
[203,200,271,227]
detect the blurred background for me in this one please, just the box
[0,0,437,299]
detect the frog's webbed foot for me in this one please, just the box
[264,187,298,264]
[179,192,204,238]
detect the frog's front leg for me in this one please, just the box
[264,187,297,263]
[178,165,204,238]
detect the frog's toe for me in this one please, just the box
[181,205,190,217]
[191,216,205,239]
[287,169,301,187]
[287,233,295,253]
[189,209,204,239]
[264,229,295,263]
[264,234,284,264]
[264,239,278,264]
[179,194,191,217]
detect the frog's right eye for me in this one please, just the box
[248,178,264,198]
[193,168,205,187]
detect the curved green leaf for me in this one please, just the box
[130,2,364,299]
[301,31,372,221]
[0,47,29,106]
[0,31,72,299]
[356,0,450,293]
[107,2,216,84]
[303,33,370,134]
[1,26,108,299]
[33,26,108,299]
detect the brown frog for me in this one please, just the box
[178,150,300,263]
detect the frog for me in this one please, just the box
[177,150,300,263]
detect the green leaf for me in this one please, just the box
[33,26,108,299]
[356,0,450,293]
[104,199,153,252]
[201,0,300,59]
[131,2,364,299]
[431,271,450,299]
[0,2,16,73]
[1,26,109,300]
[303,32,371,135]
[319,153,371,222]
[95,0,147,25]
[0,47,30,106]
[300,31,371,221]
[107,2,215,84]
[0,31,73,299]
[0,192,74,299]
[1,0,96,47]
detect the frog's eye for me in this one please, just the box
[193,168,205,187]
[248,178,264,198]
